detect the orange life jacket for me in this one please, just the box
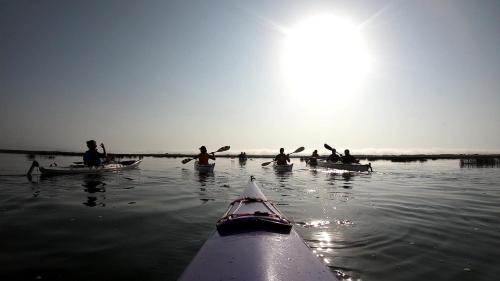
[199,153,210,165]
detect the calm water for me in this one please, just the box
[1,153,499,281]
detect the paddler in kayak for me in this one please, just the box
[83,140,107,166]
[307,150,319,165]
[327,148,341,163]
[274,148,290,165]
[341,149,359,164]
[238,152,247,161]
[195,146,215,164]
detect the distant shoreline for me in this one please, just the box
[1,149,499,162]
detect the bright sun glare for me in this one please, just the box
[282,15,371,103]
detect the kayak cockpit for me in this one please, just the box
[216,196,292,235]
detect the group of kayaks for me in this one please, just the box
[28,156,372,176]
[26,152,350,279]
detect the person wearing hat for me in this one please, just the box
[274,148,290,165]
[83,140,107,166]
[195,146,215,165]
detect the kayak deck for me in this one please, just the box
[38,160,142,175]
[179,229,335,281]
[317,161,372,172]
[194,161,215,172]
[273,163,293,172]
[179,177,337,281]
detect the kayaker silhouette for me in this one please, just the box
[238,152,247,161]
[196,146,215,165]
[274,148,290,165]
[308,150,319,165]
[341,149,359,164]
[83,140,107,166]
[327,148,341,162]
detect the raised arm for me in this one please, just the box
[100,143,107,157]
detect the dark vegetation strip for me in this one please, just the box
[1,149,499,163]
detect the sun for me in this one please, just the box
[281,14,371,104]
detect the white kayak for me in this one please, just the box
[194,161,215,173]
[273,163,293,172]
[179,177,337,281]
[317,160,372,172]
[34,160,142,175]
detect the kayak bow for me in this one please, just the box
[179,176,337,281]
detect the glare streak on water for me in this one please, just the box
[1,154,500,281]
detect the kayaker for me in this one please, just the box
[238,152,247,161]
[341,149,359,164]
[274,148,290,165]
[196,146,215,165]
[83,140,107,166]
[327,148,341,163]
[308,150,319,165]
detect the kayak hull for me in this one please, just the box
[194,161,215,173]
[179,178,337,281]
[317,161,371,172]
[273,163,293,172]
[39,160,142,175]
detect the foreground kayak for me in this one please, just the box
[317,160,372,172]
[273,163,293,172]
[179,177,337,281]
[32,160,142,176]
[194,161,215,173]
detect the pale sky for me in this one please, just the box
[1,0,499,154]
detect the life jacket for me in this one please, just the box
[83,150,102,166]
[199,153,210,165]
[275,154,289,165]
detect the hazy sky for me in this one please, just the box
[1,0,499,154]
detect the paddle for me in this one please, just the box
[182,146,230,164]
[324,143,343,157]
[261,146,305,166]
[324,143,361,164]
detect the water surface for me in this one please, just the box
[0,153,499,281]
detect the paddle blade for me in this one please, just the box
[292,146,305,154]
[261,161,273,166]
[182,158,193,164]
[324,143,334,151]
[215,146,230,153]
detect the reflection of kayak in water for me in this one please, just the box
[194,161,215,173]
[273,163,293,172]
[29,160,142,176]
[317,161,372,172]
[179,177,337,281]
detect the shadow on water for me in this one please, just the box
[325,171,355,189]
[324,170,372,189]
[82,174,107,207]
[274,170,292,186]
[194,171,217,204]
[197,171,215,186]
